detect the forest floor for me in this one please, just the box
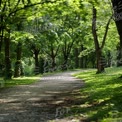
[0,71,84,122]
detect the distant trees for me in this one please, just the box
[0,0,120,79]
[0,0,60,79]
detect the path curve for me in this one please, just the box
[0,71,84,122]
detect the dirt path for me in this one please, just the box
[0,71,84,122]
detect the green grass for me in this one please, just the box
[71,67,122,122]
[0,76,41,88]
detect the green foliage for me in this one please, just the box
[0,0,120,77]
[22,58,35,76]
[79,48,95,57]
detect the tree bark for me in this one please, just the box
[50,44,56,71]
[79,45,84,68]
[4,36,12,79]
[33,49,40,74]
[0,2,4,53]
[111,0,122,66]
[92,6,105,73]
[62,55,68,71]
[39,57,44,74]
[74,48,79,68]
[92,6,112,73]
[14,42,23,77]
[62,40,75,70]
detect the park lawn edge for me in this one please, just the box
[0,75,41,88]
[70,67,122,122]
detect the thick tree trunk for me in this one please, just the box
[114,20,122,66]
[14,42,23,77]
[96,49,105,73]
[4,37,12,79]
[111,0,122,78]
[39,57,44,74]
[112,0,122,66]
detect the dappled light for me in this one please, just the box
[0,0,122,121]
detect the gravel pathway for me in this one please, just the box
[0,71,84,122]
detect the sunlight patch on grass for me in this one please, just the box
[0,76,41,88]
[71,67,122,121]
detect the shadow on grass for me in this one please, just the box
[65,74,122,122]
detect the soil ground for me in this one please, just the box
[0,71,84,122]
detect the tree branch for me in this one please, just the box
[92,6,100,50]
[101,15,113,49]
[54,45,60,57]
[8,0,58,17]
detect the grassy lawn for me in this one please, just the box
[71,67,122,122]
[0,76,41,88]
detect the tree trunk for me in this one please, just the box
[0,29,3,53]
[112,0,122,66]
[107,51,112,67]
[79,45,84,68]
[84,56,88,68]
[96,48,105,73]
[39,57,44,74]
[4,37,12,79]
[92,6,105,73]
[50,47,56,71]
[14,42,23,77]
[111,0,122,78]
[0,10,4,53]
[51,56,56,71]
[74,48,79,68]
[62,56,68,71]
[34,49,40,74]
[113,20,122,66]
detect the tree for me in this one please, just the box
[0,0,60,79]
[111,0,122,67]
[92,6,112,73]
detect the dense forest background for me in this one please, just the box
[0,0,122,79]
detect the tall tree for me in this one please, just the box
[0,0,60,79]
[111,0,122,66]
[92,6,112,73]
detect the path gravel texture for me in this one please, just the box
[0,71,84,122]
